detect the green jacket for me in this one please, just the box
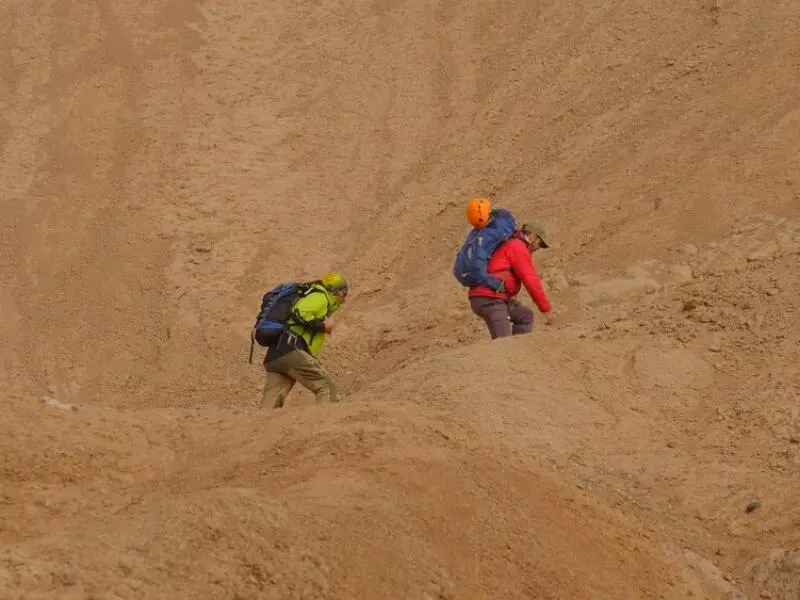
[288,283,342,357]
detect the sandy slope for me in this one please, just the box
[1,0,799,598]
[1,400,703,599]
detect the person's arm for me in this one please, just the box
[292,291,330,332]
[507,240,552,313]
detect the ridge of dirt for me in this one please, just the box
[0,401,704,600]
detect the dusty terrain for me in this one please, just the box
[2,0,799,598]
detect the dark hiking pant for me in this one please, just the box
[469,297,534,340]
[261,350,338,409]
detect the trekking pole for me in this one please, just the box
[248,329,255,364]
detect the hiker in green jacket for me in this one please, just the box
[261,272,349,409]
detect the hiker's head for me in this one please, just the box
[466,197,492,229]
[321,272,349,303]
[519,221,550,252]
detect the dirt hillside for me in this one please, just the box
[2,0,799,598]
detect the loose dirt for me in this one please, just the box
[2,0,798,598]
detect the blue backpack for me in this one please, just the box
[248,281,312,363]
[452,208,517,291]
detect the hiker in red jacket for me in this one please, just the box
[468,221,554,339]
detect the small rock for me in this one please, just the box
[777,231,795,246]
[544,269,569,293]
[745,501,761,513]
[681,243,699,257]
[698,311,716,323]
[666,441,677,449]
[118,556,134,575]
[765,288,779,296]
[568,274,599,287]
[193,241,213,253]
[670,264,694,285]
[709,343,722,353]
[40,395,80,412]
[789,436,799,444]
[747,243,778,262]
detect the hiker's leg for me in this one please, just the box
[469,297,512,339]
[508,299,535,335]
[284,351,338,404]
[262,361,296,409]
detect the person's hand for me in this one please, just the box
[543,312,555,326]
[324,319,336,333]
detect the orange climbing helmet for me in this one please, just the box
[466,197,492,229]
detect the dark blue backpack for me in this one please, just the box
[248,281,311,363]
[452,208,517,291]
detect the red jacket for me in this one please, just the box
[467,235,552,313]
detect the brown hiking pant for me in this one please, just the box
[261,350,337,408]
[469,296,534,340]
